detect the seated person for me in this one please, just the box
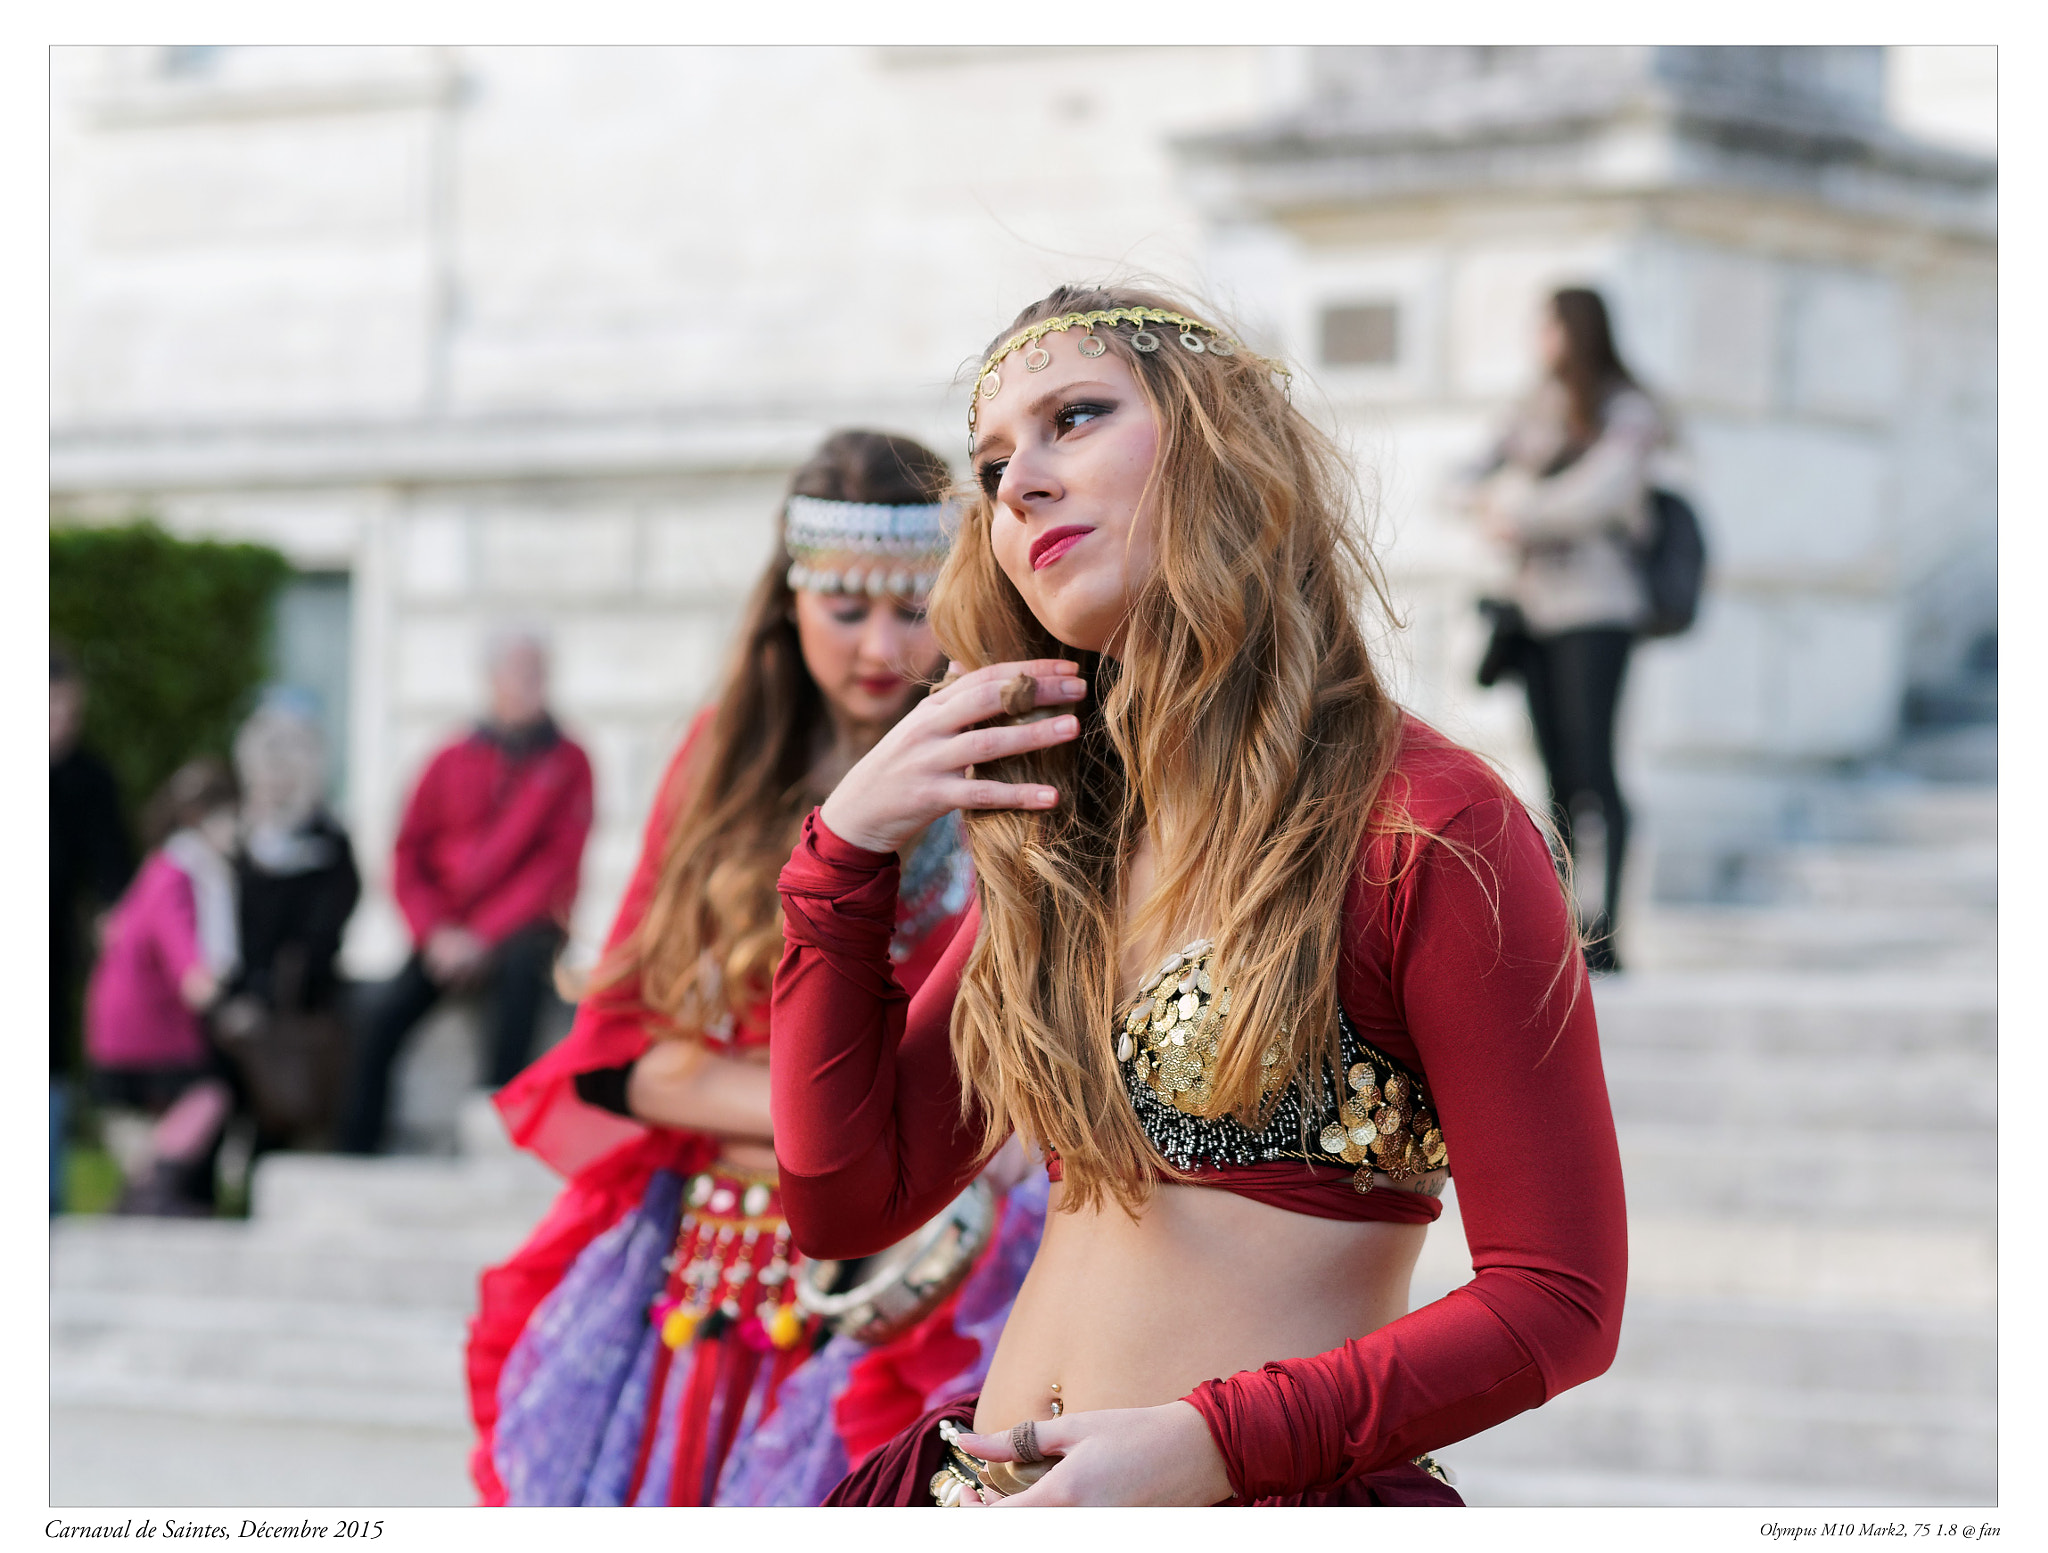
[339,629,592,1154]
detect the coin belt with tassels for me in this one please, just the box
[648,1165,810,1356]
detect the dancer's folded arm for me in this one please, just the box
[772,813,993,1258]
[1185,796,1628,1497]
[772,658,1087,1256]
[609,1041,774,1141]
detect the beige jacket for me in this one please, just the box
[1470,380,1672,638]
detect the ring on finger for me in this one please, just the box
[999,673,1037,719]
[1011,1420,1044,1464]
[1000,678,1065,728]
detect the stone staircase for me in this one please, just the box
[1414,759,1997,1506]
[52,761,1995,1508]
[51,1087,560,1505]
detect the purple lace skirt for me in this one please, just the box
[493,1169,1049,1507]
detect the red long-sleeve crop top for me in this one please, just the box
[770,715,1627,1499]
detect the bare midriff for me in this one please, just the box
[971,1178,1431,1434]
[978,836,1437,1434]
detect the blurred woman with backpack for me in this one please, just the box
[1460,286,1681,973]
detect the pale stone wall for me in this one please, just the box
[1888,45,1998,154]
[50,43,1279,974]
[50,45,1994,970]
[53,45,1272,430]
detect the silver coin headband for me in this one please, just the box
[784,494,954,599]
[967,306,1288,450]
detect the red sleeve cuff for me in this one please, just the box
[1181,1367,1325,1501]
[780,811,899,912]
[778,809,903,967]
[807,810,900,872]
[1182,1383,1252,1503]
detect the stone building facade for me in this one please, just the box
[1182,45,1997,903]
[50,45,1994,972]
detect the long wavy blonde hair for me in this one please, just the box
[933,284,1424,1215]
[590,430,952,1035]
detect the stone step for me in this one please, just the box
[1853,780,1996,844]
[1601,1048,1993,1131]
[1889,726,1997,788]
[1446,1375,1996,1502]
[52,1219,506,1310]
[52,1291,467,1420]
[456,1089,520,1157]
[249,1152,561,1236]
[1628,905,1995,974]
[1413,1196,1996,1314]
[383,1008,572,1158]
[51,1406,473,1507]
[1788,780,1995,848]
[1622,1215,1996,1313]
[1601,1299,1995,1398]
[1590,973,1996,1057]
[1449,1461,1968,1509]
[61,1294,1989,1492]
[1746,842,1996,910]
[52,1370,467,1433]
[1614,1123,1994,1224]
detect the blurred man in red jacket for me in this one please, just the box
[340,629,593,1154]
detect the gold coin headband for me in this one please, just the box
[966,307,1287,447]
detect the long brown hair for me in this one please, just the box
[934,283,1424,1215]
[592,429,952,1035]
[143,757,238,852]
[1550,287,1639,445]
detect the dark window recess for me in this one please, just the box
[1320,302,1400,367]
[268,572,354,812]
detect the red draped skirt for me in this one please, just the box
[824,1397,1464,1507]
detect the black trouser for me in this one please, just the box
[338,921,562,1155]
[1518,628,1634,949]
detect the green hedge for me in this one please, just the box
[50,521,293,824]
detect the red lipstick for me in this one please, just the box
[1029,525,1095,571]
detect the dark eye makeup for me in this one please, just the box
[1055,400,1114,434]
[975,398,1116,499]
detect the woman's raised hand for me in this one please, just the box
[818,660,1086,855]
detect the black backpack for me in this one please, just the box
[1637,488,1706,639]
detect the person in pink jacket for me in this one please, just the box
[86,758,241,1215]
[339,629,594,1153]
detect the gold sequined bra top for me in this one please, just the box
[1115,938,1450,1198]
